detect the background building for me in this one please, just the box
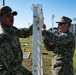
[69,24,76,35]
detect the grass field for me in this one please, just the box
[19,36,76,75]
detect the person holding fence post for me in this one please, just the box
[42,16,75,75]
[0,5,32,75]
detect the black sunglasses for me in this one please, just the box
[58,23,66,26]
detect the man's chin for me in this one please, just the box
[6,24,13,28]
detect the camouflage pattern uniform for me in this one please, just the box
[43,30,75,75]
[0,25,32,75]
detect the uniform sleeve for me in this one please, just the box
[43,30,75,46]
[50,33,75,46]
[42,30,56,51]
[0,38,20,74]
[12,26,32,38]
[43,39,55,51]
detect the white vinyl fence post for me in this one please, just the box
[32,4,43,75]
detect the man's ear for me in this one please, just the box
[65,23,70,28]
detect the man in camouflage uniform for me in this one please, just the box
[42,16,75,75]
[0,6,32,75]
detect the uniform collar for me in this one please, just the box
[1,25,15,34]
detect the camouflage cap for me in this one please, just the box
[0,6,17,16]
[56,16,72,24]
